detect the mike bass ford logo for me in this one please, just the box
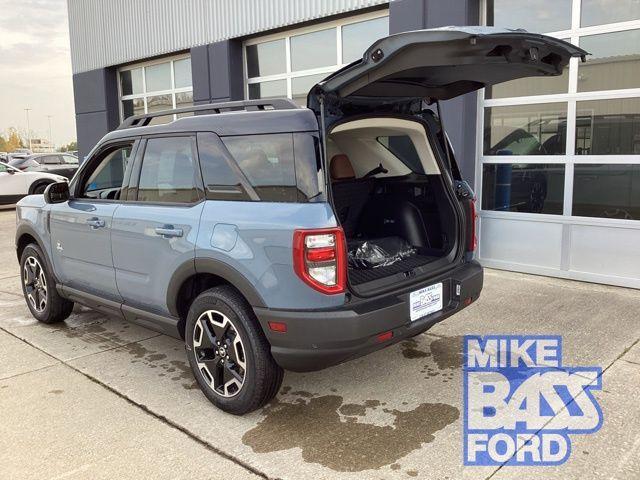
[463,335,603,466]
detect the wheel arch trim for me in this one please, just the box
[15,223,60,286]
[166,257,267,318]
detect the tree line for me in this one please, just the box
[0,128,77,153]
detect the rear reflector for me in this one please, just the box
[377,331,393,342]
[293,227,346,295]
[268,321,287,333]
[468,199,478,252]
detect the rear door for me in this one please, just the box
[49,140,137,302]
[111,135,204,317]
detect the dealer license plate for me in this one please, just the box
[409,282,443,321]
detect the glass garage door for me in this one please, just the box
[478,0,640,288]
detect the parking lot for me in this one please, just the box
[0,207,639,479]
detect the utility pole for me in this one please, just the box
[24,108,32,151]
[46,115,53,152]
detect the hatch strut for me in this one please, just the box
[435,100,453,173]
[319,95,332,202]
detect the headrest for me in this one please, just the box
[330,154,355,181]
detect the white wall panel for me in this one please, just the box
[569,224,640,280]
[67,0,389,74]
[479,216,564,269]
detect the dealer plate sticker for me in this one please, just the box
[409,282,443,321]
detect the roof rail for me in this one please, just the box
[117,98,299,130]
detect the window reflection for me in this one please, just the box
[246,40,286,78]
[581,0,640,27]
[484,104,568,155]
[145,63,172,92]
[248,80,287,100]
[290,28,336,71]
[482,163,565,214]
[488,0,572,33]
[578,30,640,92]
[573,164,640,219]
[576,98,640,155]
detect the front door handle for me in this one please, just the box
[155,225,183,238]
[86,217,105,229]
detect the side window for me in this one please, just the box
[293,133,322,201]
[222,133,297,202]
[62,155,78,165]
[197,132,252,201]
[42,155,60,165]
[377,136,425,175]
[137,136,201,203]
[81,144,133,199]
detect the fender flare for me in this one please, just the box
[166,257,266,317]
[15,223,59,285]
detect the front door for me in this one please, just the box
[49,141,137,301]
[0,163,29,204]
[111,135,204,316]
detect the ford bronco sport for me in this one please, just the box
[15,27,585,414]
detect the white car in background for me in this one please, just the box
[0,162,67,205]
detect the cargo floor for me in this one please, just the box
[348,254,437,286]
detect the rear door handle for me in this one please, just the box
[86,217,105,229]
[155,225,183,238]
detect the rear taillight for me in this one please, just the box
[293,227,346,294]
[468,199,477,252]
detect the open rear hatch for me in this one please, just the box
[308,26,586,112]
[307,27,586,295]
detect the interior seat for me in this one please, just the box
[330,154,374,238]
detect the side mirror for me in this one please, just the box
[6,168,15,175]
[44,182,70,204]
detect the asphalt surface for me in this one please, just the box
[1,207,639,479]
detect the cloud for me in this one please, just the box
[0,0,76,147]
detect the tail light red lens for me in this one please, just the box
[468,199,477,252]
[293,227,346,294]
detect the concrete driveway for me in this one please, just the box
[1,208,639,479]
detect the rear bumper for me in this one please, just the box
[253,260,483,372]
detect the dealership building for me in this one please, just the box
[67,0,640,288]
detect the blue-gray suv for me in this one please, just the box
[15,28,585,414]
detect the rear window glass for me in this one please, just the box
[222,133,297,202]
[377,136,425,174]
[294,133,322,201]
[197,132,252,201]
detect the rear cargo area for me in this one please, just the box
[327,116,459,293]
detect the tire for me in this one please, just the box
[185,285,283,415]
[20,243,74,324]
[31,182,50,195]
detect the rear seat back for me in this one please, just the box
[330,154,373,238]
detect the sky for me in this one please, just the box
[0,0,76,149]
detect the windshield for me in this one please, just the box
[8,157,28,168]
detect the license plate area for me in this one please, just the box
[409,282,443,321]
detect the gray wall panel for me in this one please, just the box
[68,0,389,74]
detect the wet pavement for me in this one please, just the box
[1,208,639,479]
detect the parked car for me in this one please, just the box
[0,162,67,205]
[14,27,584,414]
[10,153,79,179]
[0,152,8,163]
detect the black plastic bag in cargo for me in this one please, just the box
[348,236,417,269]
